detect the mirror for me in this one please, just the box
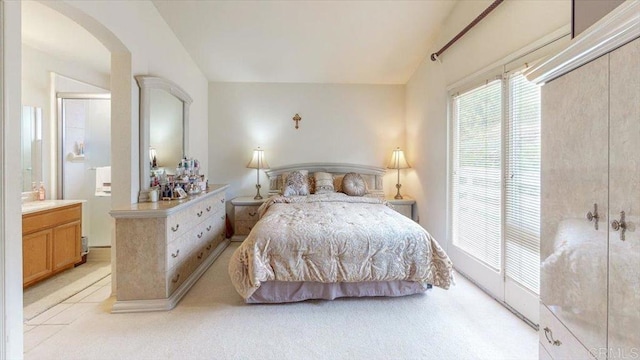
[21,106,43,192]
[136,76,192,202]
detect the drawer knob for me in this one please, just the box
[171,273,180,283]
[171,249,180,258]
[220,198,225,203]
[206,206,212,212]
[171,224,180,232]
[249,211,257,217]
[543,327,562,347]
[197,232,203,239]
[206,225,212,231]
[197,252,204,260]
[197,210,203,217]
[206,244,212,250]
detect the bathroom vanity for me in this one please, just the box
[22,200,84,288]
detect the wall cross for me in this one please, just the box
[292,113,302,129]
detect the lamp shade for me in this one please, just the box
[246,147,270,169]
[387,147,410,169]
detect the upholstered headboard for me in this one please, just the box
[264,163,386,197]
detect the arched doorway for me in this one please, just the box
[1,1,132,357]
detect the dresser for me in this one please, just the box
[22,201,84,287]
[231,196,265,237]
[110,185,229,313]
[527,3,639,359]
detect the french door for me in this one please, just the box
[449,71,541,323]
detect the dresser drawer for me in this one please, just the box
[166,210,193,242]
[166,256,195,295]
[235,220,256,235]
[539,343,553,360]
[539,303,597,360]
[235,205,260,221]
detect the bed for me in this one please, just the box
[228,163,453,303]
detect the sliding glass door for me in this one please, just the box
[449,71,541,323]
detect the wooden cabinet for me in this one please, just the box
[539,35,639,359]
[110,185,229,313]
[22,203,82,288]
[231,196,265,236]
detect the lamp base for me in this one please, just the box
[394,183,403,200]
[254,184,263,200]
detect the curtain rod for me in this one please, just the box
[430,0,504,62]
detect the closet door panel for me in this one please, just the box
[608,37,640,356]
[540,55,609,356]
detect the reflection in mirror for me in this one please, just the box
[135,76,192,202]
[149,88,183,174]
[21,106,43,192]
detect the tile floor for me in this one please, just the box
[23,275,113,355]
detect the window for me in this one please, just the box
[505,73,541,294]
[450,71,541,303]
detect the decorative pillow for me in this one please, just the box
[313,172,334,194]
[307,175,316,194]
[342,172,367,196]
[283,171,310,196]
[333,175,344,193]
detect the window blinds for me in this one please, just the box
[451,73,541,296]
[451,80,503,271]
[505,73,541,294]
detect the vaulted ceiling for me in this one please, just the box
[153,1,458,84]
[21,1,458,85]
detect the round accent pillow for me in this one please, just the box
[342,172,367,196]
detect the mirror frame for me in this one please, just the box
[135,75,193,202]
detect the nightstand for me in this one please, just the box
[387,197,416,221]
[231,196,266,237]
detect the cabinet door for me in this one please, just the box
[540,55,609,357]
[52,221,81,271]
[608,38,640,357]
[23,229,53,286]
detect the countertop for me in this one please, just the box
[110,184,228,218]
[21,199,86,215]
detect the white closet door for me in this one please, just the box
[540,55,609,355]
[608,37,640,357]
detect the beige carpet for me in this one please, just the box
[25,243,537,360]
[23,262,111,321]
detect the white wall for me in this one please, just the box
[208,82,405,198]
[2,1,24,357]
[405,0,571,248]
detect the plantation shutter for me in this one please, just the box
[505,73,541,294]
[451,79,503,270]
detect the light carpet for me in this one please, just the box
[25,243,537,360]
[23,262,111,321]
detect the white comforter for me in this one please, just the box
[229,193,453,299]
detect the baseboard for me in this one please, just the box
[87,247,111,262]
[230,235,246,242]
[111,239,230,313]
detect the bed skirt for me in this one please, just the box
[245,280,431,304]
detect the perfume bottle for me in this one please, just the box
[38,182,46,201]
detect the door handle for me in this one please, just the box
[611,211,627,241]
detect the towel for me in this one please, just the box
[95,166,111,196]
